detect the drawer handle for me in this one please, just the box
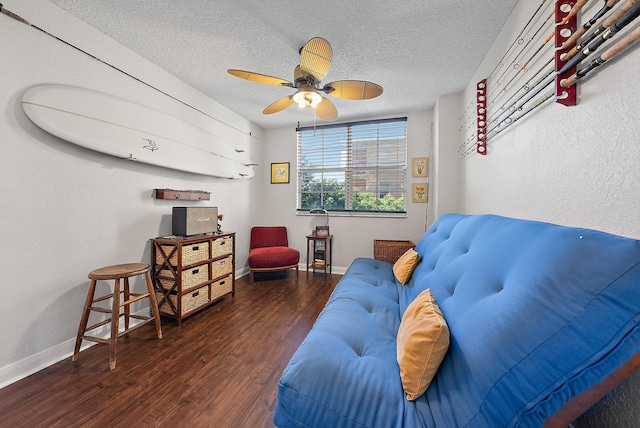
[192,269,199,275]
[192,246,199,251]
[220,280,225,285]
[192,291,200,297]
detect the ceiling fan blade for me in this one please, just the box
[293,65,304,83]
[324,80,383,100]
[263,96,295,114]
[227,69,293,87]
[314,97,338,121]
[299,37,333,83]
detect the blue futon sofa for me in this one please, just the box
[274,213,640,427]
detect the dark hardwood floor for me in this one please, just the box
[0,271,340,428]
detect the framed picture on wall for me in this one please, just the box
[411,157,429,177]
[412,157,428,177]
[271,162,290,184]
[315,226,330,237]
[412,183,428,203]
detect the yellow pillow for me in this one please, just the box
[393,248,421,284]
[397,288,450,401]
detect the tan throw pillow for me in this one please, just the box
[393,248,421,284]
[397,288,450,401]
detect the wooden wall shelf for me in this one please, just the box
[155,188,211,201]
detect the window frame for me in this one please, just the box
[296,117,408,218]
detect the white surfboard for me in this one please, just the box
[21,84,255,179]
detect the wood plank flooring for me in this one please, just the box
[0,271,340,428]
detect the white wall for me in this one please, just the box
[438,0,640,424]
[0,1,263,387]
[0,2,430,388]
[432,94,461,218]
[457,0,640,239]
[259,111,432,271]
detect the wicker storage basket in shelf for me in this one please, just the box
[211,255,233,279]
[155,241,209,266]
[211,235,233,259]
[157,285,208,316]
[373,239,416,264]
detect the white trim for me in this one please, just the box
[0,310,147,389]
[235,267,250,278]
[0,336,75,389]
[301,263,348,276]
[0,269,342,390]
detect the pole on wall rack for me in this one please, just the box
[476,80,487,155]
[562,24,640,87]
[555,0,578,106]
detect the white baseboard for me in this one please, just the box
[0,269,345,390]
[0,311,145,390]
[0,327,105,389]
[302,263,347,275]
[235,267,250,278]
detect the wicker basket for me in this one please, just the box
[157,285,208,316]
[211,255,233,279]
[211,235,233,259]
[158,263,209,290]
[211,274,233,300]
[155,241,210,266]
[373,239,416,263]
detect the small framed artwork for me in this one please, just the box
[271,162,290,184]
[412,157,428,178]
[315,226,330,237]
[412,183,428,203]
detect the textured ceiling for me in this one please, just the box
[47,0,519,129]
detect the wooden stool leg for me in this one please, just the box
[123,277,131,331]
[73,279,97,362]
[109,278,120,371]
[144,272,163,339]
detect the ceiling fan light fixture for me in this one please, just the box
[293,90,322,108]
[228,37,381,122]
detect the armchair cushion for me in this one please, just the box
[248,246,300,268]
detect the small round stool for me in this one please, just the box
[73,263,162,370]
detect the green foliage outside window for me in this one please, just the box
[300,178,404,211]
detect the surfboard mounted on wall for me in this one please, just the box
[21,84,255,179]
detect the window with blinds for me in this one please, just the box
[297,117,407,214]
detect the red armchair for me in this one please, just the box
[248,226,300,284]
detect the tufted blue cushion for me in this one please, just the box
[274,214,640,427]
[274,258,427,427]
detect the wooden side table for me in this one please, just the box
[306,234,333,279]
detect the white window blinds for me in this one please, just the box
[297,117,407,213]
